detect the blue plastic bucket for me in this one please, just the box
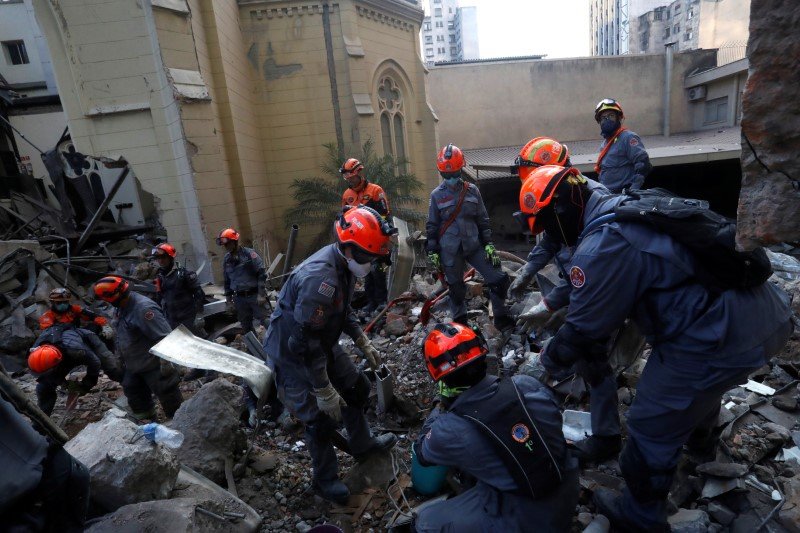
[411,442,449,495]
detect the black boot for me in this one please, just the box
[353,433,398,462]
[593,488,670,533]
[312,478,350,505]
[453,315,468,326]
[493,314,514,333]
[572,434,622,464]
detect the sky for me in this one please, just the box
[428,0,592,59]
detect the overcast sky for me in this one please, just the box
[429,0,592,59]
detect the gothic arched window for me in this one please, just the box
[377,76,406,166]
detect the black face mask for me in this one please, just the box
[538,184,586,246]
[600,117,620,138]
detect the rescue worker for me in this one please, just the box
[264,206,399,504]
[0,393,89,532]
[509,140,622,463]
[340,157,391,315]
[414,322,578,532]
[593,98,652,193]
[30,326,122,415]
[152,242,206,332]
[94,276,184,419]
[516,165,793,531]
[39,287,113,339]
[426,144,512,330]
[218,228,269,333]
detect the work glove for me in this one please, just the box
[225,296,235,315]
[100,324,115,340]
[508,269,535,300]
[355,334,382,370]
[428,252,441,270]
[484,244,501,268]
[516,300,551,334]
[193,317,205,331]
[257,293,267,306]
[314,383,346,422]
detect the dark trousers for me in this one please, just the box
[364,262,388,310]
[122,364,183,417]
[235,294,269,333]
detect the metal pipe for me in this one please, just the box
[663,42,674,137]
[282,224,299,278]
[75,166,130,253]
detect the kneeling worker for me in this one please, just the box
[414,322,579,532]
[264,206,399,504]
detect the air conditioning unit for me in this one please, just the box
[687,85,707,101]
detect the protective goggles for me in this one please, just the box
[151,248,169,257]
[513,155,542,170]
[595,98,618,109]
[216,237,233,245]
[440,170,461,180]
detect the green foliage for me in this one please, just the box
[285,140,426,253]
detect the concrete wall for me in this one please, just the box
[698,0,750,49]
[427,49,717,150]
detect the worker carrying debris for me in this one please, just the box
[263,206,399,505]
[94,276,183,419]
[425,144,512,330]
[30,326,123,415]
[340,157,392,317]
[515,165,793,531]
[593,98,652,193]
[0,394,89,531]
[510,152,622,463]
[218,228,269,333]
[414,322,578,532]
[39,287,113,339]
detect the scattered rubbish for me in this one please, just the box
[140,422,184,449]
[742,379,776,396]
[562,410,593,442]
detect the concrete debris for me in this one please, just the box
[696,461,749,478]
[170,379,246,484]
[85,498,237,533]
[64,408,180,511]
[668,508,710,533]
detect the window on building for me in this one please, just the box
[425,48,434,57]
[438,47,446,54]
[424,35,432,43]
[434,8,442,17]
[688,8,694,19]
[674,23,680,33]
[435,21,443,28]
[640,33,649,51]
[450,47,458,55]
[674,3,681,13]
[448,21,454,29]
[449,7,453,13]
[2,40,29,65]
[666,8,671,18]
[423,21,431,31]
[704,96,729,124]
[685,31,693,41]
[654,7,663,20]
[665,27,671,38]
[435,35,443,42]
[378,75,407,167]
[433,0,441,3]
[449,34,456,43]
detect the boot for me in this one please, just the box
[493,314,514,333]
[453,315,468,326]
[572,434,622,464]
[353,433,398,462]
[312,478,350,505]
[132,408,156,420]
[593,488,670,533]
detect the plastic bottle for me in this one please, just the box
[140,422,184,449]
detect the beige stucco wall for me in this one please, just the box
[427,49,717,150]
[699,0,751,49]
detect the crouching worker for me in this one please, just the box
[30,326,123,415]
[414,322,579,533]
[264,206,399,504]
[94,276,183,419]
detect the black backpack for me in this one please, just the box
[589,188,773,292]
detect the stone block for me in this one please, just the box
[464,280,483,299]
[668,508,710,533]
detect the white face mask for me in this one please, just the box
[346,257,372,278]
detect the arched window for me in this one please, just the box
[377,76,406,167]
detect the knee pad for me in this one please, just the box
[619,439,674,504]
[339,372,371,409]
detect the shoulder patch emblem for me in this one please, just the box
[629,137,639,146]
[318,282,335,298]
[144,309,155,321]
[511,423,530,443]
[570,266,586,288]
[310,305,325,326]
[250,251,258,259]
[523,192,536,209]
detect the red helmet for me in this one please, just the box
[29,345,63,374]
[516,166,583,234]
[340,158,364,178]
[594,98,624,123]
[515,137,570,182]
[436,144,465,174]
[216,228,240,246]
[423,322,488,381]
[49,287,71,302]
[335,206,395,257]
[94,276,130,304]
[152,243,176,258]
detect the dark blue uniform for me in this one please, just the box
[223,246,268,333]
[155,265,205,331]
[557,194,792,527]
[426,180,509,322]
[264,244,382,484]
[597,129,651,193]
[414,375,579,532]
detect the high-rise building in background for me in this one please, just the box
[421,1,479,64]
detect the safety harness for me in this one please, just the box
[594,127,627,174]
[450,378,563,500]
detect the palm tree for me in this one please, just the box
[285,140,426,254]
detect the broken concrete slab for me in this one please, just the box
[170,379,245,484]
[0,306,35,354]
[85,497,236,532]
[701,476,744,499]
[707,501,736,526]
[64,408,180,511]
[696,462,748,479]
[668,508,710,533]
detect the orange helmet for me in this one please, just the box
[423,322,488,381]
[335,206,396,257]
[436,144,465,174]
[340,158,364,178]
[515,166,582,234]
[29,345,63,374]
[515,137,570,182]
[216,228,240,246]
[594,98,624,123]
[94,276,130,305]
[152,243,176,258]
[49,287,71,302]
